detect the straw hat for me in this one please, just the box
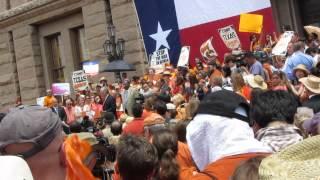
[299,75,320,94]
[247,75,267,90]
[259,135,320,179]
[162,71,172,76]
[99,77,107,82]
[293,64,309,76]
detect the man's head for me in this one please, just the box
[132,103,143,118]
[225,54,236,68]
[293,42,305,53]
[111,121,122,136]
[116,135,158,180]
[46,89,52,97]
[123,80,131,90]
[287,42,294,56]
[251,91,298,131]
[244,52,257,65]
[0,106,64,179]
[52,98,58,107]
[154,100,167,116]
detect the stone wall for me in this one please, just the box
[12,25,46,105]
[0,31,20,111]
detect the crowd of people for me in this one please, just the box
[2,27,320,180]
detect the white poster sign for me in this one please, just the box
[177,46,190,67]
[83,60,99,76]
[218,25,241,49]
[72,70,89,91]
[149,48,170,73]
[272,31,294,56]
[200,37,218,61]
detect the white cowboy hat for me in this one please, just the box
[247,75,268,90]
[299,75,320,94]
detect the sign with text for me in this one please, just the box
[272,31,294,56]
[72,70,89,91]
[218,25,241,49]
[149,48,170,73]
[83,60,99,76]
[177,46,190,67]
[52,83,71,96]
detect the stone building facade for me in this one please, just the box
[0,0,146,110]
[0,0,319,110]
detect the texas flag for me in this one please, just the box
[134,0,275,66]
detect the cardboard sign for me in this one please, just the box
[218,25,241,49]
[200,37,218,61]
[177,46,190,67]
[72,70,89,91]
[272,31,294,56]
[52,83,71,96]
[239,13,263,34]
[83,60,99,76]
[149,48,170,73]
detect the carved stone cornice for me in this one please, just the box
[0,0,82,28]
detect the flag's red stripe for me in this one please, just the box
[179,8,275,66]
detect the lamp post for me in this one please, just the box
[101,24,135,82]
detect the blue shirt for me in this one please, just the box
[250,61,265,79]
[283,51,313,80]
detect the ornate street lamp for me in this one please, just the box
[101,24,135,82]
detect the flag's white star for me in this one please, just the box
[149,22,172,50]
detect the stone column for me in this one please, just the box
[0,31,20,111]
[12,25,46,105]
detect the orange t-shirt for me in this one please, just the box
[177,142,197,180]
[188,153,269,180]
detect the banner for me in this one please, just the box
[218,25,241,49]
[52,83,71,96]
[272,31,294,56]
[83,60,99,76]
[72,70,89,91]
[177,46,190,67]
[239,13,264,34]
[200,37,218,61]
[149,48,170,73]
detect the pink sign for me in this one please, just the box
[52,83,71,96]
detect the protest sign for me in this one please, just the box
[272,31,294,56]
[149,48,170,73]
[72,70,89,91]
[36,97,45,107]
[83,60,99,76]
[52,83,71,96]
[177,46,190,67]
[218,25,241,49]
[239,13,263,34]
[200,37,218,61]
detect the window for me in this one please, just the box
[72,27,89,69]
[46,34,65,83]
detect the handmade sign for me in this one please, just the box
[239,13,264,34]
[177,46,190,67]
[200,37,218,61]
[218,25,241,49]
[52,83,71,96]
[272,31,294,56]
[72,70,89,91]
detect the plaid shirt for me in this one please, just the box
[256,124,303,152]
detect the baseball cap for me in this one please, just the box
[0,105,62,158]
[197,90,250,124]
[0,156,34,180]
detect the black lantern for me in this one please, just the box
[101,23,135,82]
